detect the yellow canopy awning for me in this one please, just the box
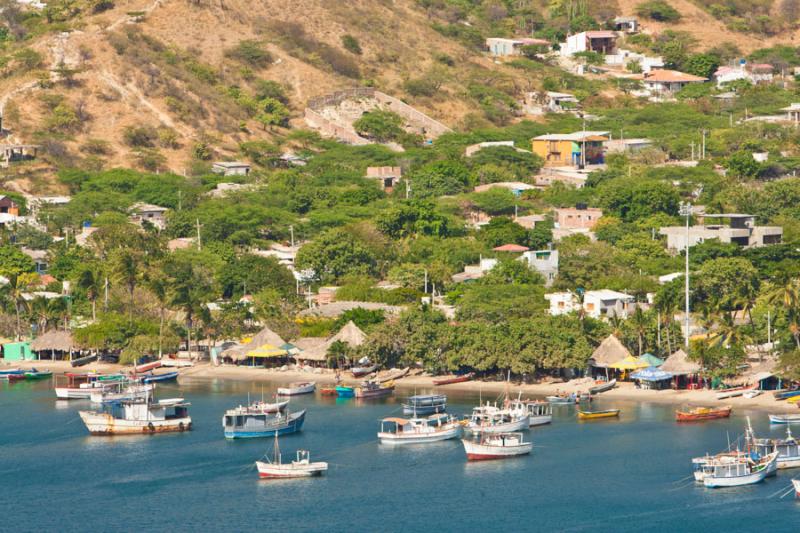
[609,355,649,370]
[246,343,288,358]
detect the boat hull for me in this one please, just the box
[223,411,306,439]
[468,416,529,434]
[79,411,191,435]
[529,415,552,426]
[277,383,315,396]
[675,407,731,422]
[462,439,532,461]
[141,372,179,384]
[378,426,460,445]
[546,396,575,404]
[578,410,620,420]
[769,414,800,424]
[589,379,617,395]
[256,461,327,478]
[433,373,474,386]
[335,386,354,398]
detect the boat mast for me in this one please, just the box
[272,431,281,465]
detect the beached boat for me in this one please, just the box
[351,363,379,378]
[277,381,316,396]
[769,414,800,424]
[378,367,409,383]
[355,380,394,399]
[433,372,475,386]
[320,387,337,396]
[748,425,800,470]
[378,414,461,444]
[140,371,179,384]
[402,394,447,415]
[546,394,576,405]
[70,354,98,368]
[135,361,162,373]
[222,406,306,439]
[716,384,756,400]
[743,390,762,399]
[0,368,23,379]
[79,396,191,435]
[256,433,327,479]
[578,409,620,420]
[55,373,126,399]
[465,402,529,434]
[90,383,154,404]
[589,379,617,395]
[462,432,532,461]
[675,406,732,422]
[702,451,778,488]
[775,389,800,401]
[335,385,355,398]
[159,358,194,368]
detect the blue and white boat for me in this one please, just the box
[402,394,447,415]
[141,371,179,384]
[222,405,306,439]
[0,368,24,379]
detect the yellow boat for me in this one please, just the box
[577,409,620,420]
[788,395,800,404]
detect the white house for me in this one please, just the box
[519,249,558,286]
[486,37,551,57]
[714,63,774,88]
[642,70,707,98]
[604,49,664,73]
[545,289,636,319]
[561,31,618,56]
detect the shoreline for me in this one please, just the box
[6,359,799,414]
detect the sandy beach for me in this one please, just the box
[5,359,799,414]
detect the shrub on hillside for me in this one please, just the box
[123,125,158,148]
[636,0,681,22]
[353,110,404,142]
[224,40,273,68]
[341,34,362,55]
[404,77,439,97]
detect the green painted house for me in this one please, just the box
[2,341,34,361]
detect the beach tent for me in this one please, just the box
[631,366,673,381]
[222,326,287,362]
[638,353,664,367]
[609,355,649,371]
[31,330,77,361]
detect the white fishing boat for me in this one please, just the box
[89,382,154,404]
[256,433,327,479]
[402,394,447,415]
[702,451,778,488]
[769,414,800,424]
[510,399,552,427]
[546,394,576,405]
[462,432,532,461]
[378,414,461,444]
[54,373,127,399]
[78,396,191,435]
[691,451,751,482]
[277,381,315,396]
[465,402,529,434]
[748,424,800,470]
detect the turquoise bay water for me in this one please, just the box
[1,378,798,532]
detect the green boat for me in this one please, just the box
[25,369,53,380]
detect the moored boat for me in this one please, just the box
[546,394,576,405]
[402,394,447,415]
[378,414,461,444]
[8,373,27,382]
[578,409,620,420]
[256,433,327,479]
[24,369,53,380]
[769,414,800,424]
[222,406,306,439]
[509,399,552,426]
[320,387,337,396]
[775,389,800,401]
[702,451,778,488]
[675,406,732,422]
[589,379,617,395]
[79,396,192,435]
[335,385,355,398]
[433,372,475,386]
[90,382,154,404]
[355,380,394,399]
[277,381,316,396]
[0,368,24,379]
[140,371,179,384]
[462,432,532,461]
[747,424,800,470]
[465,402,529,434]
[54,373,126,399]
[692,451,752,482]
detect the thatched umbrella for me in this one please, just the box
[295,321,366,364]
[660,349,700,376]
[31,330,76,361]
[222,326,287,362]
[590,335,632,380]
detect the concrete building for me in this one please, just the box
[212,161,251,177]
[485,37,550,57]
[782,103,800,124]
[561,31,617,56]
[534,168,591,189]
[532,131,609,168]
[714,63,773,88]
[513,214,546,229]
[604,50,663,73]
[659,214,782,252]
[554,205,603,229]
[0,195,20,215]
[451,258,499,283]
[642,70,707,98]
[473,182,536,196]
[365,166,402,191]
[613,16,638,33]
[129,202,168,230]
[520,249,558,286]
[545,289,636,319]
[604,138,653,154]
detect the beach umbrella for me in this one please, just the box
[631,366,673,381]
[638,353,664,367]
[280,343,301,355]
[246,343,288,358]
[608,355,649,371]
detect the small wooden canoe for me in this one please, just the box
[433,372,475,386]
[25,370,53,380]
[775,389,800,401]
[676,406,732,422]
[141,371,179,383]
[578,409,620,420]
[589,379,616,395]
[351,364,379,378]
[320,387,337,396]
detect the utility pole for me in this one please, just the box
[196,218,202,251]
[701,130,706,159]
[679,202,693,349]
[424,269,428,294]
[177,190,183,211]
[289,225,295,247]
[104,276,109,312]
[690,142,695,161]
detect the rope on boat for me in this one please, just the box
[768,484,796,499]
[670,474,695,484]
[779,485,796,499]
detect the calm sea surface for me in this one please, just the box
[1,378,798,532]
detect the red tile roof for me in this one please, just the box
[493,244,530,252]
[644,69,707,83]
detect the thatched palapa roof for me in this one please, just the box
[31,330,76,352]
[660,349,701,376]
[590,335,631,368]
[296,321,366,362]
[222,326,287,361]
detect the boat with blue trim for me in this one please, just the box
[402,394,447,415]
[336,385,355,398]
[140,371,179,384]
[222,405,306,439]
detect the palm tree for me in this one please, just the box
[767,278,800,349]
[146,273,169,358]
[654,290,678,356]
[112,250,140,324]
[629,307,649,356]
[5,273,36,339]
[77,263,103,321]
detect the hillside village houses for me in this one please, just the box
[545,289,637,319]
[641,69,707,98]
[523,92,580,115]
[659,213,783,252]
[129,202,168,231]
[532,131,609,168]
[365,166,402,192]
[561,31,618,56]
[713,62,774,88]
[211,161,251,177]
[485,37,551,57]
[452,247,559,287]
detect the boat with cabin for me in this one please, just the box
[692,451,754,482]
[402,394,447,415]
[578,409,620,420]
[675,406,732,422]
[747,424,800,470]
[701,451,778,488]
[462,432,532,461]
[465,402,529,434]
[54,373,127,399]
[78,395,192,435]
[508,399,552,426]
[222,405,306,439]
[277,381,316,396]
[90,382,154,404]
[769,414,800,424]
[378,414,461,445]
[355,380,394,399]
[433,372,475,386]
[256,433,327,479]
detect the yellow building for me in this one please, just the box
[532,131,609,168]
